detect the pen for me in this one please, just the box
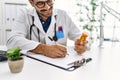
[48,36,57,44]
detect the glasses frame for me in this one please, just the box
[34,0,53,8]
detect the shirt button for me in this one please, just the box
[42,22,45,24]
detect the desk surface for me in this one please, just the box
[0,42,120,80]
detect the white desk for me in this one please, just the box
[0,42,120,80]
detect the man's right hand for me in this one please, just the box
[29,43,67,58]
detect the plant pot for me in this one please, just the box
[8,57,24,73]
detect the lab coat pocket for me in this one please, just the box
[56,31,64,39]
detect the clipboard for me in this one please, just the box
[21,47,92,71]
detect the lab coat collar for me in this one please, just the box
[46,8,58,34]
[27,7,58,35]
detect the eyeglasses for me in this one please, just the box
[34,0,53,8]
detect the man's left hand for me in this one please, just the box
[74,39,88,54]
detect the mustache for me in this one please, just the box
[40,9,47,12]
[40,6,53,12]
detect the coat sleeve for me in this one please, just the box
[6,7,40,51]
[64,12,81,41]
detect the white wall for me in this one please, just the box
[54,0,79,25]
[0,0,28,45]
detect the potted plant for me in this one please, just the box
[6,47,24,73]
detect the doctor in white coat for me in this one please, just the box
[7,0,87,58]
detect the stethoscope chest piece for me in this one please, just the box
[53,35,58,41]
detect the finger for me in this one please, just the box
[56,45,67,53]
[75,39,88,46]
[74,48,85,54]
[56,50,67,57]
[75,40,85,46]
[82,41,88,46]
[74,45,87,54]
[49,48,66,58]
[76,45,87,51]
[75,39,80,45]
[47,52,64,58]
[51,46,67,58]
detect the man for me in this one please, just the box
[7,0,87,58]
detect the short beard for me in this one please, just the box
[38,6,53,21]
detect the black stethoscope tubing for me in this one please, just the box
[30,16,40,42]
[29,15,58,42]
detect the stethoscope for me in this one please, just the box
[30,15,58,42]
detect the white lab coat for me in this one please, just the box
[7,6,81,51]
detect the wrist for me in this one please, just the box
[29,43,47,54]
[38,43,46,54]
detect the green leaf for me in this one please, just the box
[6,47,21,61]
